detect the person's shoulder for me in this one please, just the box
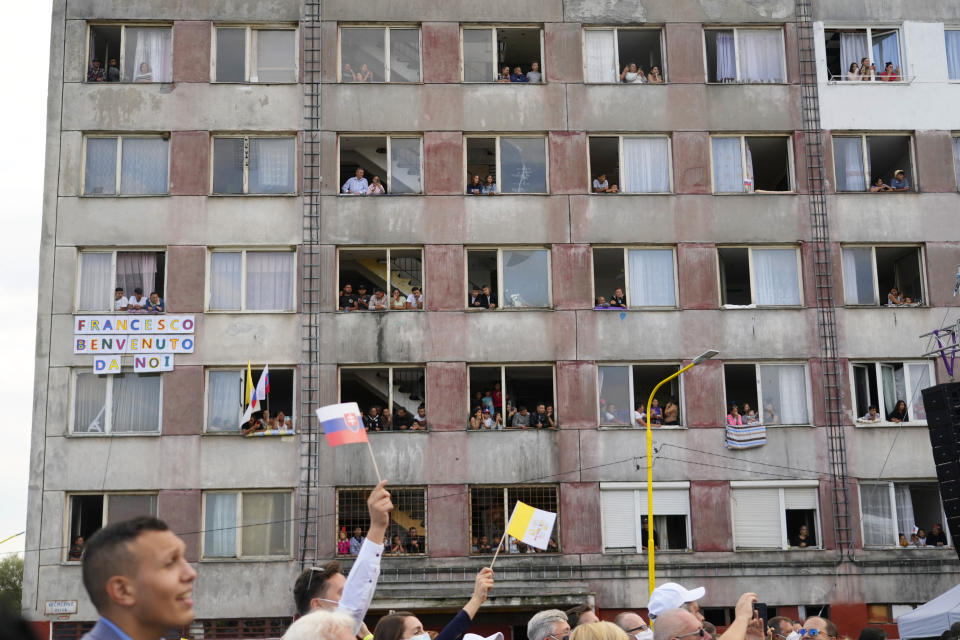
[81,619,128,640]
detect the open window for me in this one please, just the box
[712,136,792,193]
[87,25,172,83]
[339,367,426,431]
[469,486,559,554]
[588,136,671,194]
[212,136,296,195]
[583,28,665,84]
[860,482,950,547]
[731,483,821,550]
[84,135,169,196]
[833,134,913,192]
[206,367,295,432]
[72,371,162,434]
[67,493,158,560]
[724,363,810,425]
[842,245,924,306]
[338,136,422,195]
[337,487,426,554]
[208,250,295,312]
[851,361,933,425]
[704,28,785,83]
[592,247,677,308]
[468,365,555,429]
[719,247,801,307]
[824,28,902,81]
[337,248,424,310]
[214,26,297,83]
[600,483,690,552]
[203,491,292,558]
[465,136,547,194]
[466,248,551,309]
[339,26,421,83]
[77,251,166,312]
[598,364,683,427]
[462,27,544,82]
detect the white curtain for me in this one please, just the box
[738,30,785,82]
[909,364,930,421]
[204,493,238,557]
[256,30,296,82]
[712,138,743,192]
[946,31,960,80]
[743,140,755,192]
[622,137,670,193]
[839,32,869,78]
[126,27,172,82]
[628,249,675,307]
[715,31,736,82]
[116,251,157,298]
[842,247,875,305]
[120,138,168,195]
[753,249,801,306]
[208,370,242,431]
[242,493,291,556]
[246,252,294,311]
[79,253,113,311]
[210,253,242,310]
[894,484,916,537]
[772,365,808,424]
[84,138,117,195]
[74,373,107,433]
[111,374,161,433]
[585,30,617,83]
[598,365,631,425]
[249,138,295,194]
[833,137,866,192]
[872,30,901,75]
[861,484,894,546]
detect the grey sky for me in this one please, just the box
[0,1,52,555]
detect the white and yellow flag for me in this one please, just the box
[506,501,556,550]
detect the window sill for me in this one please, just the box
[712,191,796,196]
[210,81,299,86]
[854,420,927,427]
[589,192,674,196]
[603,548,690,554]
[68,432,161,437]
[593,306,678,311]
[337,193,423,197]
[367,429,429,434]
[835,191,917,195]
[721,304,804,310]
[84,81,172,86]
[706,81,789,86]
[208,192,299,197]
[460,81,547,85]
[204,309,297,314]
[599,425,685,430]
[736,547,822,551]
[584,82,668,86]
[337,309,425,313]
[75,310,169,315]
[80,193,171,198]
[199,556,293,562]
[467,426,559,432]
[337,81,426,85]
[464,307,554,312]
[845,304,927,309]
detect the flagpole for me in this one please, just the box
[366,440,383,484]
[488,529,509,568]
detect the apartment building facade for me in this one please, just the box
[24,0,960,637]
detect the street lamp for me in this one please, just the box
[645,349,719,595]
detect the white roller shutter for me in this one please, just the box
[784,487,818,510]
[601,489,638,550]
[636,488,690,515]
[731,488,782,548]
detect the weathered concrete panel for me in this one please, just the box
[545,22,582,84]
[322,0,563,22]
[846,425,936,479]
[424,245,465,312]
[52,246,78,315]
[58,131,82,197]
[172,21,212,84]
[683,359,724,427]
[425,362,468,431]
[464,196,571,243]
[677,243,719,310]
[927,243,960,307]
[320,196,463,244]
[166,245,206,312]
[672,131,710,194]
[556,360,599,429]
[63,20,86,84]
[169,131,210,196]
[158,489,202,561]
[161,366,203,436]
[549,131,588,194]
[66,0,301,21]
[564,0,794,23]
[560,483,602,553]
[422,23,461,84]
[424,132,464,195]
[322,312,427,364]
[320,22,338,83]
[428,484,469,558]
[665,23,705,84]
[814,1,960,23]
[836,308,950,359]
[825,193,960,243]
[690,481,733,551]
[552,244,593,310]
[915,130,957,193]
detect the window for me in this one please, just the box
[833,134,914,192]
[338,136,423,194]
[339,367,426,431]
[468,365,555,429]
[592,247,677,308]
[842,245,925,306]
[206,368,295,432]
[214,26,297,82]
[72,371,162,434]
[588,136,672,194]
[67,493,158,560]
[704,28,786,83]
[337,248,424,310]
[212,136,296,195]
[711,136,793,193]
[824,28,902,81]
[84,136,169,196]
[718,247,802,307]
[860,482,949,547]
[465,136,547,194]
[462,27,544,82]
[77,251,166,312]
[953,137,960,190]
[866,605,918,624]
[583,28,665,84]
[598,364,684,427]
[208,250,295,312]
[850,361,933,424]
[203,491,292,558]
[86,25,172,83]
[947,31,960,81]
[600,483,690,552]
[731,482,821,550]
[467,248,551,309]
[337,488,426,554]
[339,26,421,82]
[724,363,811,425]
[469,486,559,553]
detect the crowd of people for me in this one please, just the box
[339,283,424,311]
[844,58,901,82]
[469,385,556,429]
[241,409,293,435]
[726,401,780,426]
[620,63,664,84]
[113,287,164,313]
[339,524,425,556]
[87,58,154,82]
[361,404,427,431]
[885,287,918,306]
[857,399,911,423]
[497,62,543,82]
[598,397,681,427]
[898,523,950,548]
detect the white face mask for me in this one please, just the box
[408,633,431,640]
[635,631,654,640]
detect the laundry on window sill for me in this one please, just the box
[725,423,766,449]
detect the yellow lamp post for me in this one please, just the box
[645,349,719,596]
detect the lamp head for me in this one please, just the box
[692,349,719,365]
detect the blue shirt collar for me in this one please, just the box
[99,617,135,640]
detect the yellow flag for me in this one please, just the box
[506,501,557,550]
[245,360,253,406]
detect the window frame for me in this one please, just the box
[831,132,917,193]
[465,364,558,429]
[336,24,423,83]
[84,23,174,84]
[722,361,814,426]
[596,362,687,429]
[717,245,804,308]
[848,360,935,426]
[709,134,795,194]
[702,26,788,84]
[210,134,298,196]
[468,484,560,554]
[200,489,294,560]
[336,135,424,195]
[730,480,822,550]
[590,246,679,309]
[857,481,952,548]
[75,248,168,313]
[586,135,674,194]
[953,135,960,190]
[337,365,427,431]
[464,246,553,310]
[822,26,905,83]
[210,24,299,83]
[203,366,297,434]
[69,369,164,435]
[335,486,428,554]
[947,30,960,82]
[463,134,550,194]
[205,248,298,313]
[336,246,425,310]
[459,25,546,83]
[599,482,691,552]
[840,244,927,307]
[64,492,159,562]
[81,134,171,196]
[581,26,667,84]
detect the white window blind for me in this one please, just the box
[636,488,690,515]
[784,487,818,510]
[601,490,637,549]
[732,488,782,548]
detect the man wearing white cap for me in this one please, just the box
[647,582,706,621]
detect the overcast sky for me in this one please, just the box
[0,1,52,556]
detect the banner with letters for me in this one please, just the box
[75,315,195,370]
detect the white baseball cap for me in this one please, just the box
[647,582,706,618]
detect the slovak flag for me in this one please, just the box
[316,402,368,447]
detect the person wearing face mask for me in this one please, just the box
[372,567,494,640]
[614,612,653,640]
[567,604,600,628]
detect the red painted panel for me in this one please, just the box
[677,243,718,310]
[165,245,206,312]
[672,132,711,194]
[28,622,49,639]
[793,131,810,195]
[552,244,593,310]
[428,484,468,557]
[162,366,203,436]
[926,242,960,307]
[684,360,723,428]
[549,131,589,195]
[424,132,464,195]
[426,432,469,484]
[560,482,602,553]
[321,22,338,83]
[545,22,582,84]
[424,245,465,311]
[169,131,209,196]
[800,242,816,310]
[831,603,869,640]
[159,489,202,561]
[915,130,956,193]
[690,480,733,551]
[422,23,461,84]
[556,361,598,429]
[172,21,211,84]
[665,24,705,84]
[425,362,467,431]
[817,479,837,551]
[809,357,852,427]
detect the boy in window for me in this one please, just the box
[128,287,148,313]
[526,62,542,83]
[147,291,164,313]
[113,287,128,311]
[406,287,423,309]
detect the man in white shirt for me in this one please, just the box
[113,288,128,311]
[128,287,148,312]
[406,287,423,309]
[368,288,388,310]
[526,61,542,83]
[342,168,369,195]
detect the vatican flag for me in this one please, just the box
[505,501,556,550]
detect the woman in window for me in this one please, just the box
[620,63,645,84]
[367,175,385,195]
[742,403,759,425]
[276,410,290,429]
[134,62,152,82]
[649,398,663,425]
[887,287,903,305]
[482,174,497,194]
[467,174,484,195]
[727,403,743,426]
[763,401,779,425]
[887,400,909,423]
[790,524,813,548]
[647,66,663,83]
[663,399,679,425]
[390,288,407,310]
[357,63,374,82]
[337,528,350,555]
[498,66,512,83]
[469,407,483,430]
[846,62,860,81]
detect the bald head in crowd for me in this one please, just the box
[653,609,701,640]
[804,617,837,639]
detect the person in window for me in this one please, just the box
[469,286,485,308]
[387,535,406,555]
[860,405,882,423]
[742,402,759,425]
[337,528,350,555]
[391,288,407,310]
[276,410,290,430]
[406,527,423,553]
[127,287,148,313]
[790,524,813,548]
[406,286,423,309]
[545,405,557,428]
[146,291,164,313]
[890,169,910,192]
[380,408,392,431]
[845,62,860,81]
[927,523,948,546]
[727,403,743,426]
[349,526,365,556]
[648,66,663,83]
[886,287,903,306]
[887,399,908,423]
[916,528,927,545]
[879,62,900,82]
[531,404,551,429]
[107,57,120,82]
[510,66,528,82]
[480,390,494,414]
[609,288,626,308]
[68,536,85,561]
[603,403,625,425]
[134,62,152,83]
[898,533,909,547]
[594,296,610,309]
[511,405,531,428]
[87,58,105,82]
[859,57,874,80]
[762,401,779,425]
[620,63,644,84]
[483,174,497,194]
[342,168,369,194]
[526,61,542,83]
[909,533,923,547]
[593,173,618,193]
[482,284,498,309]
[664,399,680,426]
[339,283,359,311]
[498,66,512,83]
[394,407,413,430]
[363,406,381,432]
[469,407,483,430]
[342,63,359,82]
[356,63,373,82]
[640,517,659,550]
[413,404,427,430]
[367,175,385,195]
[242,412,265,435]
[505,398,517,425]
[368,287,389,311]
[114,287,128,311]
[356,284,371,310]
[649,398,664,425]
[478,535,493,553]
[467,174,484,195]
[870,177,892,192]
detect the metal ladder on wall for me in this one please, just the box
[298,0,322,569]
[795,0,854,560]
